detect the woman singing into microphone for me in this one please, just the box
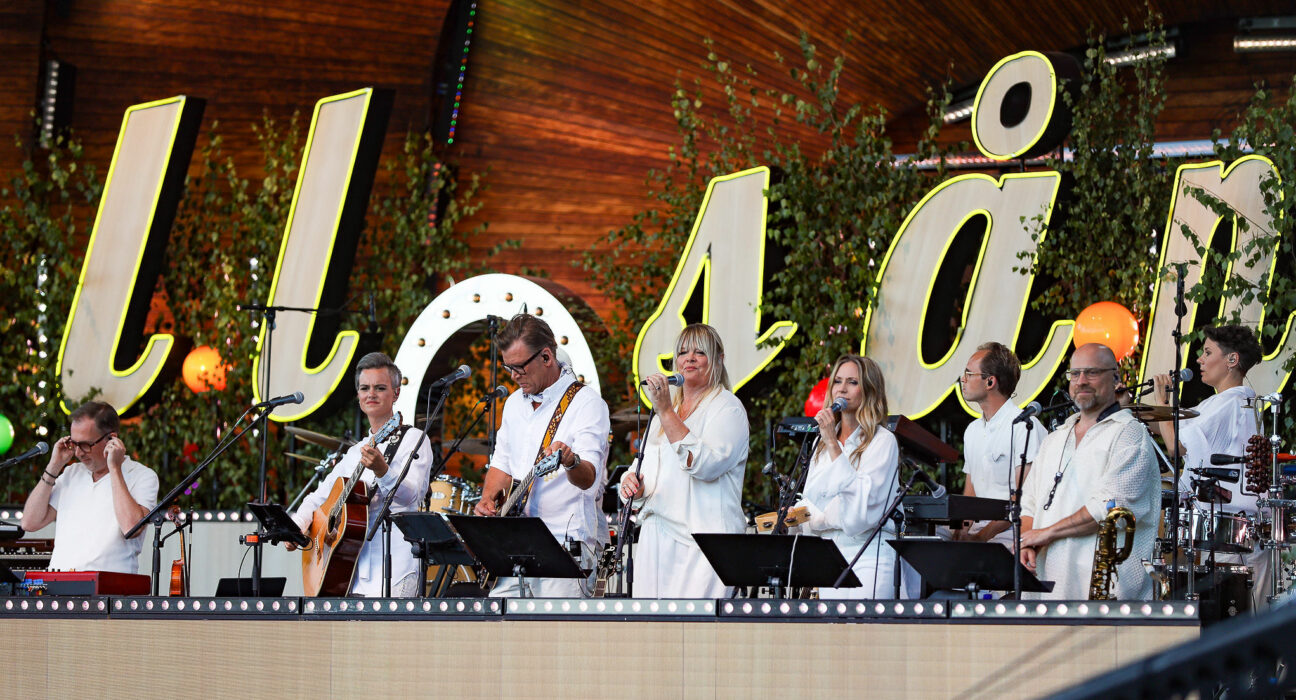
[619,323,749,598]
[794,354,900,599]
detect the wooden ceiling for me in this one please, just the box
[3,0,1295,329]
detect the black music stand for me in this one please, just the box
[392,512,477,598]
[216,577,286,597]
[447,515,583,597]
[247,503,310,547]
[889,539,1053,598]
[693,533,861,598]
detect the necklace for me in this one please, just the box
[1042,425,1077,511]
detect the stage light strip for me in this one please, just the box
[1234,36,1296,52]
[895,139,1226,171]
[446,1,478,145]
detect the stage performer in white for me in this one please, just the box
[22,400,159,574]
[619,323,748,598]
[286,352,433,597]
[1020,343,1159,600]
[791,354,900,599]
[1151,324,1267,608]
[952,342,1044,547]
[475,313,610,598]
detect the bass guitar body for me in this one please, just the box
[302,479,370,597]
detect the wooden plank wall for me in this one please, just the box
[1,0,1294,331]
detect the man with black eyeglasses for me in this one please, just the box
[21,400,159,574]
[1018,343,1159,600]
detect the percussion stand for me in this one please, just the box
[614,407,655,598]
[1264,395,1286,603]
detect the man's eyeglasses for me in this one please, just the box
[1065,367,1118,381]
[69,432,111,452]
[502,346,547,376]
[960,370,989,382]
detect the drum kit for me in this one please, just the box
[1141,394,1292,620]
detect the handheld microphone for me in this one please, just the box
[639,374,684,387]
[1210,453,1247,465]
[1190,466,1240,483]
[1173,367,1194,382]
[481,385,508,403]
[256,392,304,408]
[0,442,49,469]
[829,397,848,414]
[429,365,471,389]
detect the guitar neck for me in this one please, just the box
[499,469,536,517]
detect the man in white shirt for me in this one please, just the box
[21,401,159,574]
[953,342,1045,548]
[473,313,610,597]
[1020,344,1160,600]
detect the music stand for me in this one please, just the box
[216,577,287,597]
[447,515,583,597]
[247,503,310,547]
[889,539,1053,598]
[391,513,476,597]
[692,533,861,598]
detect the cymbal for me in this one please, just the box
[284,426,353,451]
[283,451,322,464]
[1129,404,1199,423]
[611,406,649,426]
[457,438,492,456]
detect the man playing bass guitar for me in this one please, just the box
[285,352,433,597]
[473,313,611,598]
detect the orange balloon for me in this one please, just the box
[1073,301,1140,361]
[182,345,227,393]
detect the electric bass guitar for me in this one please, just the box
[301,412,402,597]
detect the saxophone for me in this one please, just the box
[1089,502,1136,600]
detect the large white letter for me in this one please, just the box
[1141,156,1296,394]
[632,167,796,405]
[252,88,392,421]
[57,96,205,413]
[862,172,1073,418]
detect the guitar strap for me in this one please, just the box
[532,381,584,479]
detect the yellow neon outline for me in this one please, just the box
[1139,155,1291,392]
[861,170,1068,419]
[972,51,1060,162]
[56,96,190,415]
[654,251,712,376]
[632,166,798,406]
[251,88,373,422]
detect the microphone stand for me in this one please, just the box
[773,430,819,537]
[1011,420,1034,600]
[126,402,266,595]
[1169,264,1187,599]
[615,407,655,597]
[832,468,924,591]
[368,382,454,597]
[487,315,502,457]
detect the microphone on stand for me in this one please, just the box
[1210,453,1247,466]
[639,374,684,387]
[481,386,508,403]
[255,392,304,408]
[1190,466,1240,483]
[761,461,790,489]
[1012,402,1042,425]
[428,365,471,390]
[0,442,50,469]
[906,460,946,498]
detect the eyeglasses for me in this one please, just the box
[1065,367,1118,381]
[69,432,110,452]
[960,370,989,382]
[502,346,546,376]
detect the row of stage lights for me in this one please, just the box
[0,509,253,523]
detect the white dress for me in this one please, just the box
[1020,410,1159,600]
[795,426,900,599]
[623,389,748,598]
[292,425,433,597]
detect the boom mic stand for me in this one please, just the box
[614,407,655,597]
[772,428,820,537]
[832,463,929,591]
[369,378,455,597]
[1011,420,1035,599]
[1169,263,1188,599]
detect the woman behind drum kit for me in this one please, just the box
[1151,324,1267,609]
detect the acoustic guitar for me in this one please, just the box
[301,412,402,597]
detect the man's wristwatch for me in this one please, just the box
[563,453,580,471]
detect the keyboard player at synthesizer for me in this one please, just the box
[950,342,1044,548]
[20,401,159,574]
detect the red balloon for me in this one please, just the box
[1074,301,1140,361]
[804,377,829,417]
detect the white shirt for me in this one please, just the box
[1176,385,1259,514]
[963,406,1044,544]
[48,459,159,574]
[628,389,749,542]
[491,371,611,548]
[292,424,433,596]
[798,426,900,545]
[1021,409,1159,600]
